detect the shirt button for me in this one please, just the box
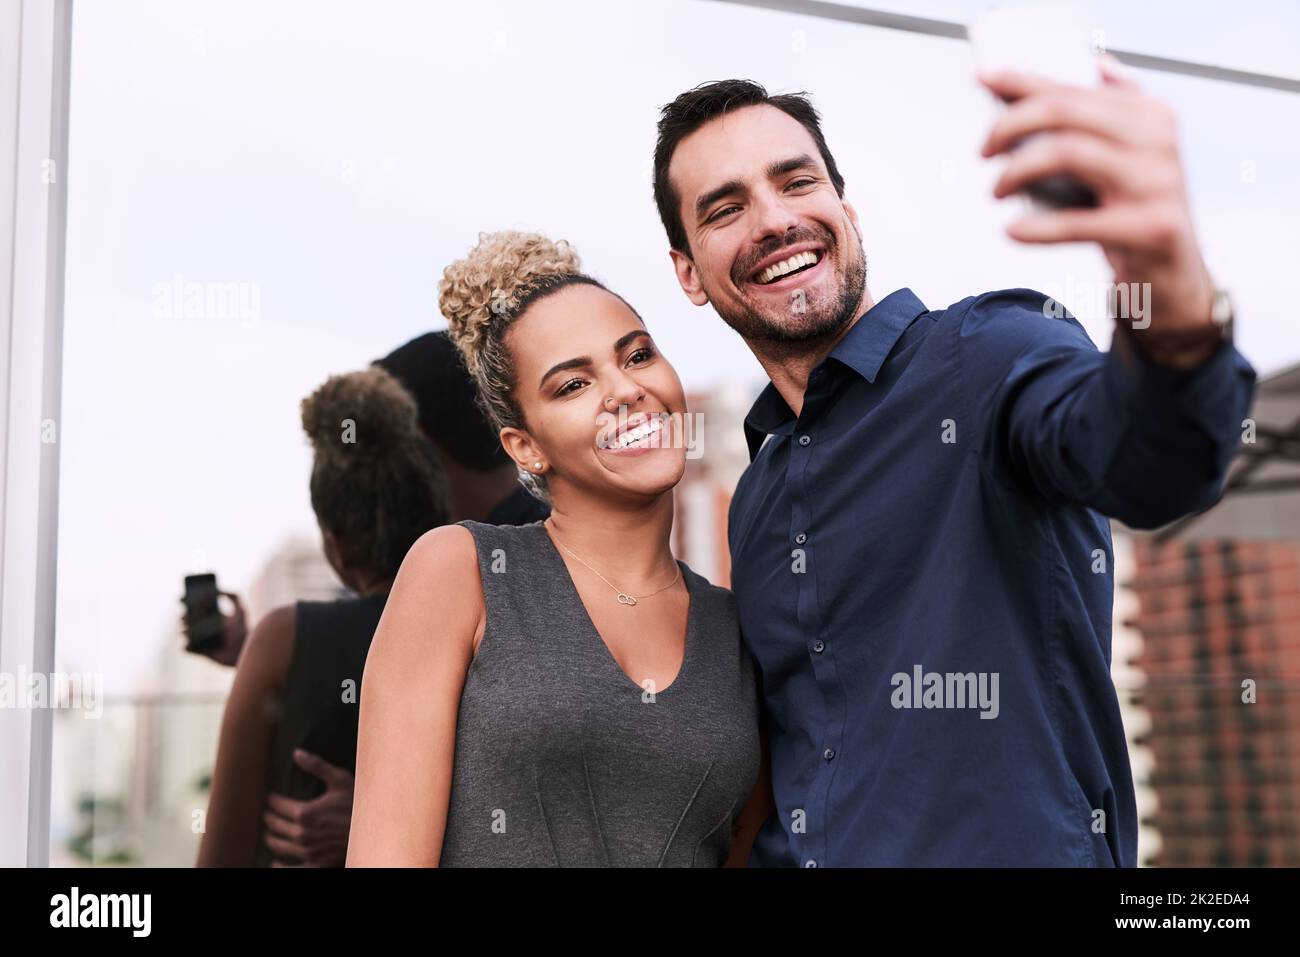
[805,859,818,868]
[798,434,811,446]
[824,747,836,761]
[812,639,825,653]
[795,532,807,545]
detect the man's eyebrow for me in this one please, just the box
[768,154,818,178]
[693,154,820,223]
[538,330,652,390]
[695,178,744,223]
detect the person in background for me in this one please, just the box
[196,366,450,866]
[186,329,550,863]
[186,332,547,664]
[375,330,551,525]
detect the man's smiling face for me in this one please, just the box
[667,103,867,344]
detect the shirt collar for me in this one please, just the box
[742,287,929,462]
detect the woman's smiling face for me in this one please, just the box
[501,282,689,504]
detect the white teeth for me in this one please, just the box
[757,250,819,285]
[611,415,664,449]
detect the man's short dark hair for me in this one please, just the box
[653,79,847,257]
[374,331,509,472]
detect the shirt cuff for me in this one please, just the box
[1104,324,1256,439]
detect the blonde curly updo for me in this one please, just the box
[439,230,635,505]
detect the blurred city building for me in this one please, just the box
[1119,362,1300,866]
[672,385,757,586]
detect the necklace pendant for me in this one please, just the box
[617,592,637,606]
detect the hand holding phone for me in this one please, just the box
[969,1,1100,209]
[181,573,247,666]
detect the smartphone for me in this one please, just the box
[183,572,225,653]
[968,0,1100,210]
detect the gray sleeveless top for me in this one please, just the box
[439,519,762,867]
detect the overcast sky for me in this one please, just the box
[55,0,1300,693]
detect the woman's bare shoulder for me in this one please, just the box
[405,522,479,576]
[372,524,483,660]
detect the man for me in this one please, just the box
[652,63,1255,866]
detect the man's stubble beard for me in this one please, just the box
[708,234,868,351]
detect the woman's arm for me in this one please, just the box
[196,603,296,867]
[346,524,483,866]
[724,727,774,868]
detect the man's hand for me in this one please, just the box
[261,749,355,867]
[181,590,248,667]
[978,54,1220,369]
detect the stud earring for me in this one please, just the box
[534,462,543,471]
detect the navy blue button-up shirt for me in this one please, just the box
[729,287,1256,867]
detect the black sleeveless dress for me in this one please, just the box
[438,519,762,867]
[256,592,387,867]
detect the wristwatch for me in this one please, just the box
[1209,286,1234,342]
[1120,282,1233,369]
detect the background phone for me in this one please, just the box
[969,1,1100,210]
[183,572,225,653]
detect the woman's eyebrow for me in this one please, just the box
[613,329,652,352]
[537,330,652,391]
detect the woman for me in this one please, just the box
[197,367,450,866]
[348,231,772,867]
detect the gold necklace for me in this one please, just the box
[546,522,681,607]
